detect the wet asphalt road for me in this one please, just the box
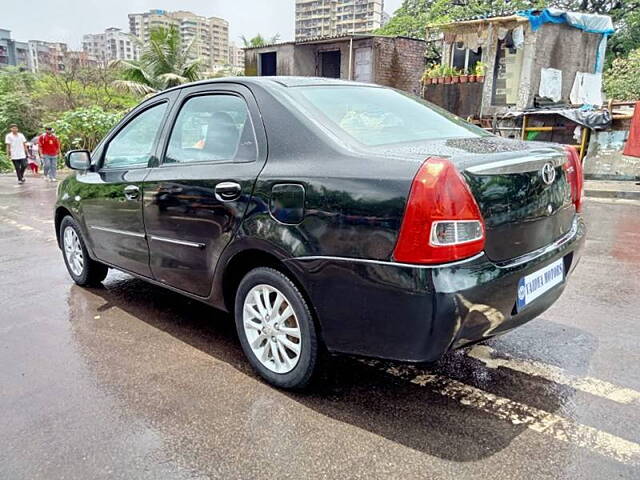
[0,173,639,480]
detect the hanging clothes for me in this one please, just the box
[539,68,563,102]
[512,25,525,49]
[570,73,603,106]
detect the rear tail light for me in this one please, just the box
[393,157,485,264]
[563,146,584,213]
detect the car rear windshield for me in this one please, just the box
[289,85,488,146]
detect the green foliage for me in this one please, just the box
[0,92,44,139]
[34,66,140,112]
[113,26,202,95]
[603,48,640,100]
[0,150,12,173]
[0,68,43,138]
[49,107,124,152]
[240,34,281,48]
[0,63,138,143]
[376,0,548,39]
[607,8,640,64]
[0,67,38,95]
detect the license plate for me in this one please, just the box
[516,258,564,311]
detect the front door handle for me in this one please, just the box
[215,182,241,202]
[123,185,140,201]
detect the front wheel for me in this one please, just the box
[60,216,108,286]
[235,267,319,390]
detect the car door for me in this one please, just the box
[80,96,174,276]
[142,83,267,296]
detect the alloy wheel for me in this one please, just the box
[243,284,302,374]
[63,226,84,277]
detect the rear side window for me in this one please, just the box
[165,94,257,164]
[103,102,167,169]
[290,86,488,146]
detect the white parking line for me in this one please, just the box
[468,345,640,405]
[362,360,640,466]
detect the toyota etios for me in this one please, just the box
[55,77,585,389]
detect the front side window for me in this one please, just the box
[288,86,488,146]
[103,102,167,169]
[165,94,257,164]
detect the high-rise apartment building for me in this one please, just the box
[28,40,67,72]
[82,27,138,64]
[295,0,385,40]
[228,43,245,69]
[128,10,229,69]
[0,29,29,69]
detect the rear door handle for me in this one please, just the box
[123,185,140,201]
[215,182,241,202]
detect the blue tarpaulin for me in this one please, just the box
[519,9,615,73]
[520,8,614,34]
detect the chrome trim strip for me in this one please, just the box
[90,225,146,238]
[465,154,566,175]
[286,252,486,269]
[150,235,205,249]
[494,217,580,269]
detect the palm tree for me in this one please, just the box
[113,26,202,95]
[240,33,281,48]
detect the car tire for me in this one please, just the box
[60,216,108,286]
[235,267,319,390]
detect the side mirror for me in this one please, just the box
[65,150,92,171]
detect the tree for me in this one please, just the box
[36,63,139,112]
[240,34,281,48]
[113,26,202,95]
[0,68,43,139]
[0,93,43,139]
[376,0,548,39]
[49,106,124,151]
[603,48,640,100]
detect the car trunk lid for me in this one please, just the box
[371,137,575,263]
[458,148,574,262]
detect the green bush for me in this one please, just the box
[604,49,640,101]
[49,106,125,153]
[0,150,12,173]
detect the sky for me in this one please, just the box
[4,0,403,49]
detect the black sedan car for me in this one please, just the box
[55,77,585,389]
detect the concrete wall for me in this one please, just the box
[373,37,426,95]
[528,23,601,106]
[295,38,375,80]
[244,37,426,95]
[244,43,296,76]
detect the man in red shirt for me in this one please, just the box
[38,127,61,182]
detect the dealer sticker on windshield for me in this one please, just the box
[516,258,564,311]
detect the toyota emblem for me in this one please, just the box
[541,162,556,185]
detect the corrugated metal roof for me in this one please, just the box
[243,33,424,50]
[430,11,529,29]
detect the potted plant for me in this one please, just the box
[474,62,487,82]
[451,67,461,84]
[435,65,446,84]
[459,68,469,83]
[423,64,440,85]
[443,66,453,84]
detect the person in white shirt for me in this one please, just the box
[5,124,28,184]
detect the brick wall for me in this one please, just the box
[373,37,426,95]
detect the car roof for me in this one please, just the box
[159,76,380,96]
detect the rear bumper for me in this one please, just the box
[285,216,586,362]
